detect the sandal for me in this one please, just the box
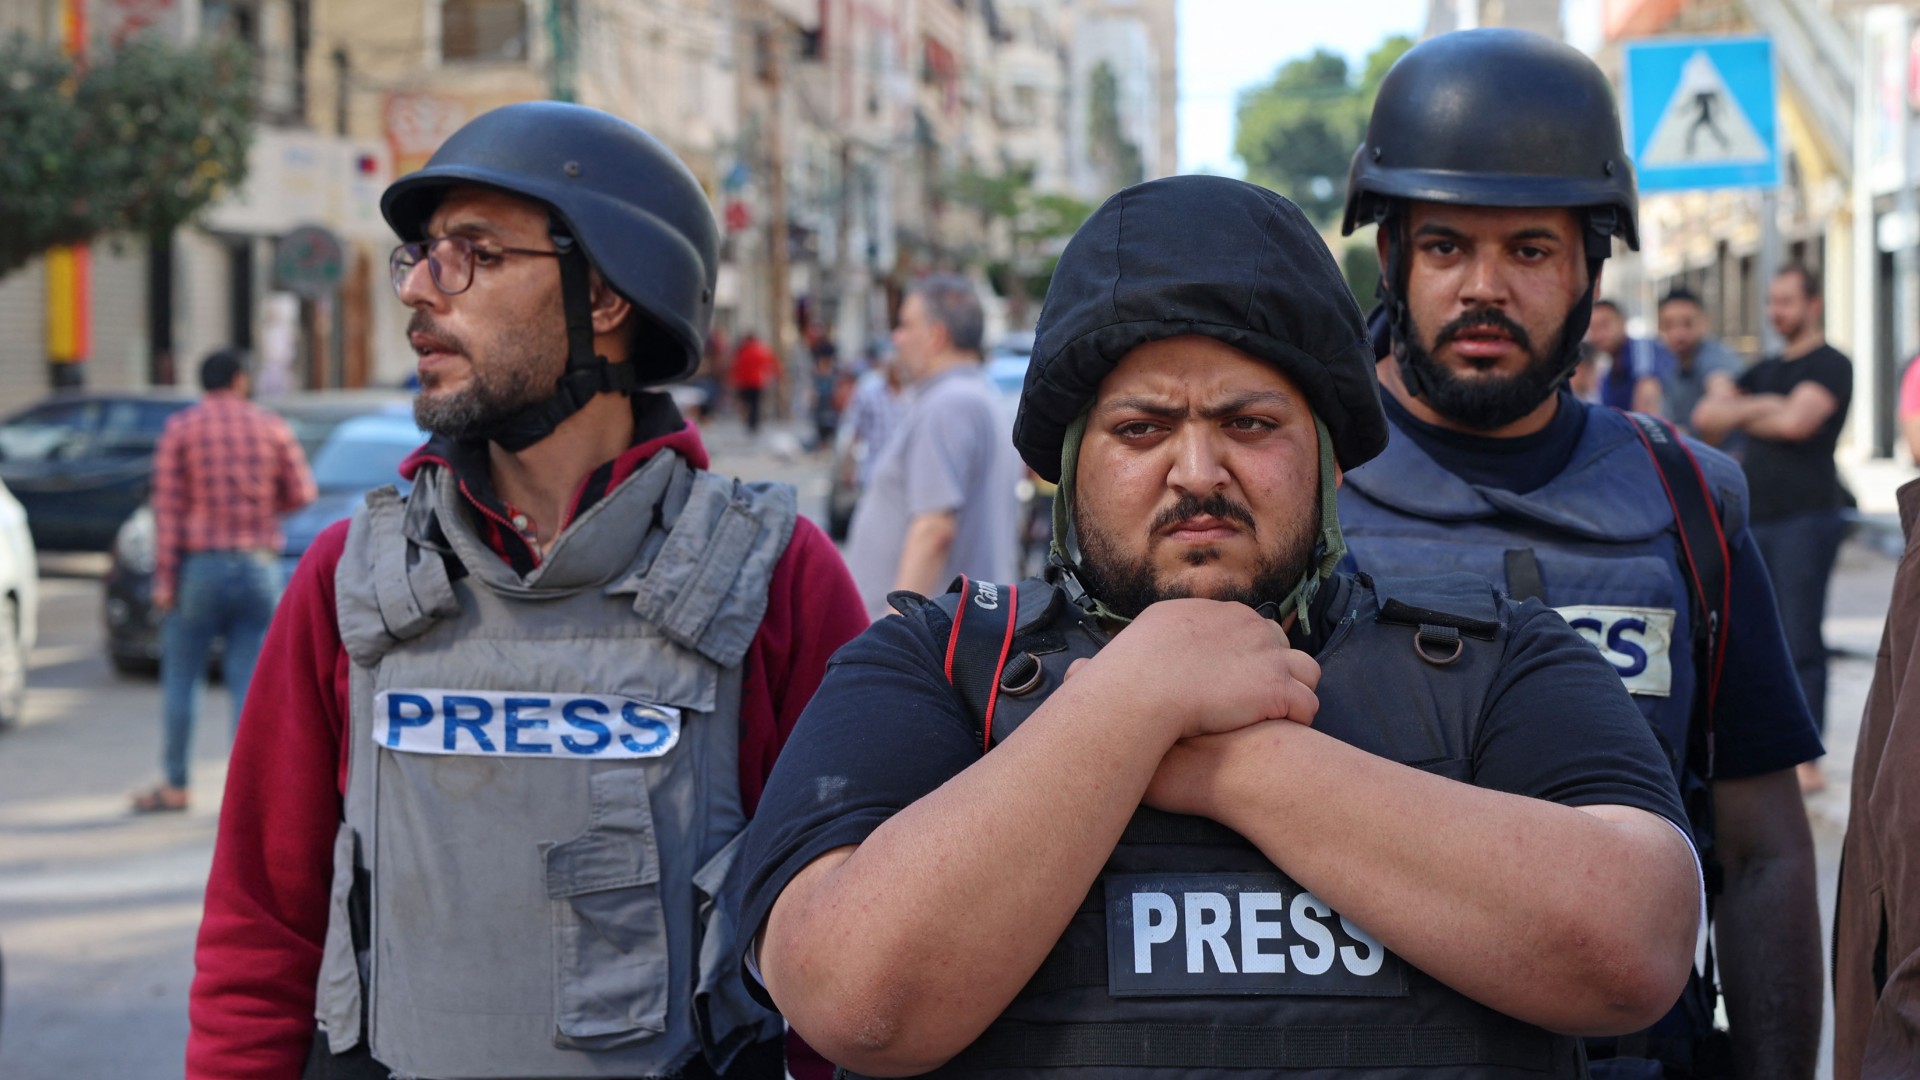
[130,784,189,813]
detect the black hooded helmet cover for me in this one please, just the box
[1017,175,1388,483]
[380,102,720,449]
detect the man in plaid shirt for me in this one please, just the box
[133,349,315,813]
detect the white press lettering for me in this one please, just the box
[1288,892,1335,975]
[1238,891,1287,973]
[1133,892,1177,974]
[1184,892,1236,974]
[1338,915,1385,977]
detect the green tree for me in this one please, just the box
[1087,62,1145,197]
[1233,35,1412,227]
[0,34,255,277]
[949,163,1094,322]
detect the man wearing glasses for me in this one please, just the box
[186,102,866,1080]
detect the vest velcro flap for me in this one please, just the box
[343,489,461,665]
[1370,573,1501,640]
[629,475,797,668]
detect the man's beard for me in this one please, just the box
[1402,307,1567,431]
[410,312,563,441]
[1073,490,1318,622]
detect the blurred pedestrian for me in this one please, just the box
[1655,287,1743,437]
[845,274,1021,615]
[842,348,903,489]
[1585,298,1672,413]
[1696,264,1854,793]
[1899,356,1920,463]
[731,330,777,435]
[132,348,315,813]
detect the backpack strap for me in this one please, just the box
[1617,408,1733,1037]
[1617,410,1731,779]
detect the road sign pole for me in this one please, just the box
[1761,187,1782,355]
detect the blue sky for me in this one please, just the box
[1174,0,1431,175]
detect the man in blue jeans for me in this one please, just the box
[133,349,315,812]
[1696,265,1854,793]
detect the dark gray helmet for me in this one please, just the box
[1340,28,1638,254]
[1018,175,1387,480]
[382,102,719,448]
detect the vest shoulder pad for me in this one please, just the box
[1363,572,1504,641]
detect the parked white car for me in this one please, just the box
[0,476,39,729]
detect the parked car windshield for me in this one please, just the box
[0,400,100,463]
[309,416,426,492]
[96,400,188,459]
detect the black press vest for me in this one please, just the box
[860,572,1587,1080]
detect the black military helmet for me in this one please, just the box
[1340,29,1637,411]
[382,102,719,448]
[1340,28,1638,254]
[1017,175,1387,482]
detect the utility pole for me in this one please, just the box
[45,0,90,389]
[762,5,794,408]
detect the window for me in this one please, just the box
[442,0,528,63]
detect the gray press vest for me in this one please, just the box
[317,451,795,1079]
[869,573,1587,1080]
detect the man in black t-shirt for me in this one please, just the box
[1696,264,1853,793]
[736,174,1703,1080]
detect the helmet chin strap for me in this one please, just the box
[475,224,642,452]
[1376,203,1608,407]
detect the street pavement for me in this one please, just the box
[0,415,1900,1078]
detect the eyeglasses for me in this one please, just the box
[389,235,562,297]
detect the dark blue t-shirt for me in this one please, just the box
[736,573,1692,984]
[1367,394,1822,780]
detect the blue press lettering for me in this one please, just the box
[502,698,553,754]
[619,701,673,755]
[442,695,496,752]
[385,693,433,747]
[560,699,612,755]
[374,690,680,760]
[1607,619,1650,678]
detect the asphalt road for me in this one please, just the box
[0,421,1896,1078]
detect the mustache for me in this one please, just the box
[1434,307,1535,354]
[408,311,469,357]
[1151,492,1258,535]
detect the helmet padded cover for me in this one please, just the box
[1017,175,1388,482]
[380,102,721,385]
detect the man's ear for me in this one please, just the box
[590,277,634,338]
[1374,229,1388,271]
[1333,462,1345,490]
[1591,262,1605,297]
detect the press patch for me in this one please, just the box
[373,690,682,759]
[1105,873,1406,997]
[1555,604,1676,698]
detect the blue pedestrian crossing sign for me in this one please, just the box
[1623,36,1780,193]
